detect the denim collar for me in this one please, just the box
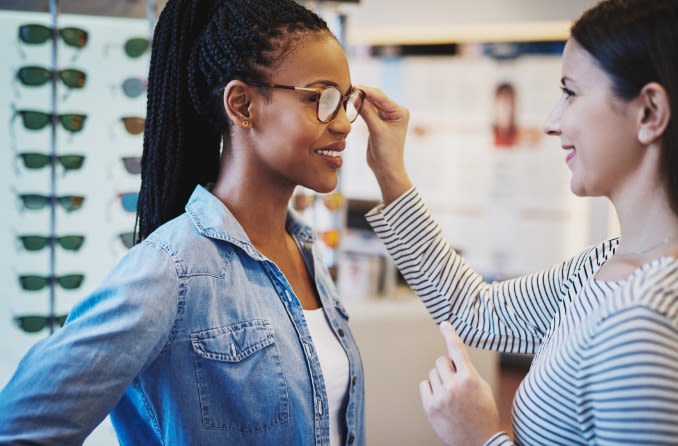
[185,185,315,260]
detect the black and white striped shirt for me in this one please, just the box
[366,188,678,446]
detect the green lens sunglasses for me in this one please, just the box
[124,37,150,58]
[18,24,88,48]
[119,231,135,249]
[19,274,85,291]
[19,234,85,252]
[15,314,68,333]
[17,66,87,89]
[19,193,85,212]
[19,152,85,171]
[16,110,87,132]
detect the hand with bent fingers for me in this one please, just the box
[357,86,413,205]
[420,321,500,446]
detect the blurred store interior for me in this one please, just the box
[1,0,612,444]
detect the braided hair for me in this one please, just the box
[136,0,330,241]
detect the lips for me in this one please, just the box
[315,142,345,169]
[563,145,576,163]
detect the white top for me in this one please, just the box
[304,308,349,446]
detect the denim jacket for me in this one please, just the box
[0,185,365,446]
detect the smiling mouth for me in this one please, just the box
[315,149,342,158]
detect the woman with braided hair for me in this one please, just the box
[0,1,366,444]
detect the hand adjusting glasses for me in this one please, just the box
[226,81,365,124]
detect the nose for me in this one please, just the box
[543,102,562,136]
[328,103,351,135]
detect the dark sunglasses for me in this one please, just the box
[19,273,84,291]
[16,110,87,132]
[15,314,68,333]
[19,193,85,212]
[18,152,85,171]
[117,192,139,213]
[124,37,150,58]
[121,156,141,175]
[19,234,85,252]
[119,231,135,249]
[18,24,88,48]
[121,77,147,98]
[16,66,87,89]
[121,116,145,135]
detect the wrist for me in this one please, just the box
[377,173,413,206]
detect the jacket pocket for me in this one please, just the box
[190,319,289,433]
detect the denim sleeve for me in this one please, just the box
[0,240,179,445]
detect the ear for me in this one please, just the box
[637,82,671,145]
[222,80,253,129]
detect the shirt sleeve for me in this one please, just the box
[366,187,599,354]
[0,240,180,444]
[579,305,678,445]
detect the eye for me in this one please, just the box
[560,86,575,100]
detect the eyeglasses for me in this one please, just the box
[19,193,85,212]
[121,77,147,98]
[117,192,138,213]
[124,37,150,58]
[18,24,88,48]
[19,234,85,251]
[19,274,84,291]
[15,314,68,333]
[242,81,365,123]
[16,66,87,89]
[15,110,87,132]
[121,116,145,135]
[18,152,85,172]
[119,231,135,249]
[121,156,141,175]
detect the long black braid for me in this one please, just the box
[136,0,330,242]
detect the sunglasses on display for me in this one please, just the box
[119,231,135,249]
[121,156,141,175]
[19,193,85,212]
[15,109,86,133]
[124,37,150,58]
[237,81,365,123]
[121,116,145,135]
[121,77,147,98]
[18,234,85,252]
[18,152,85,172]
[14,314,68,333]
[319,228,341,249]
[16,66,87,89]
[117,192,139,213]
[18,24,88,48]
[19,273,84,291]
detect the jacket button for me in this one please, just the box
[337,328,345,337]
[352,376,357,386]
[348,434,355,444]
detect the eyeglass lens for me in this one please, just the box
[121,77,147,98]
[19,194,85,212]
[121,156,141,175]
[124,37,149,58]
[17,66,87,89]
[19,152,85,171]
[119,232,135,249]
[17,110,87,132]
[15,314,68,333]
[18,24,88,48]
[19,274,84,291]
[19,235,85,251]
[317,87,364,123]
[118,192,138,213]
[121,116,145,135]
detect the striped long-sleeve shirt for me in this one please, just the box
[365,188,678,446]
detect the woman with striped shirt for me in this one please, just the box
[358,0,678,444]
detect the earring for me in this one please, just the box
[242,120,249,127]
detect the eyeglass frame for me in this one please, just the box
[219,80,365,124]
